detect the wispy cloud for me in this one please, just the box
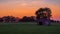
[0,0,42,3]
[0,0,43,7]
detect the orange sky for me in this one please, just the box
[0,0,60,20]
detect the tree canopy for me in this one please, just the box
[35,7,52,18]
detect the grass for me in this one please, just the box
[0,22,60,34]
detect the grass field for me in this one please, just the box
[0,22,60,34]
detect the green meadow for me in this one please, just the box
[0,22,60,34]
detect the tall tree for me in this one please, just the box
[35,7,52,25]
[35,7,51,19]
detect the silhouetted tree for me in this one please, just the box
[0,18,3,23]
[2,16,10,23]
[21,16,28,22]
[15,17,20,22]
[2,16,16,23]
[20,16,35,22]
[29,16,35,22]
[35,7,51,19]
[35,7,52,25]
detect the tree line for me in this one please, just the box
[0,16,35,23]
[0,16,60,23]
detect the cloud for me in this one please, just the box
[0,0,42,3]
[21,2,28,7]
[0,0,60,5]
[0,0,42,7]
[0,0,60,7]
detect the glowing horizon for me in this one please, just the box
[0,0,60,20]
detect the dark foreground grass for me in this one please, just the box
[0,22,60,34]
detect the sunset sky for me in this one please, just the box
[0,0,60,20]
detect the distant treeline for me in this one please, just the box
[0,16,35,23]
[0,16,60,23]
